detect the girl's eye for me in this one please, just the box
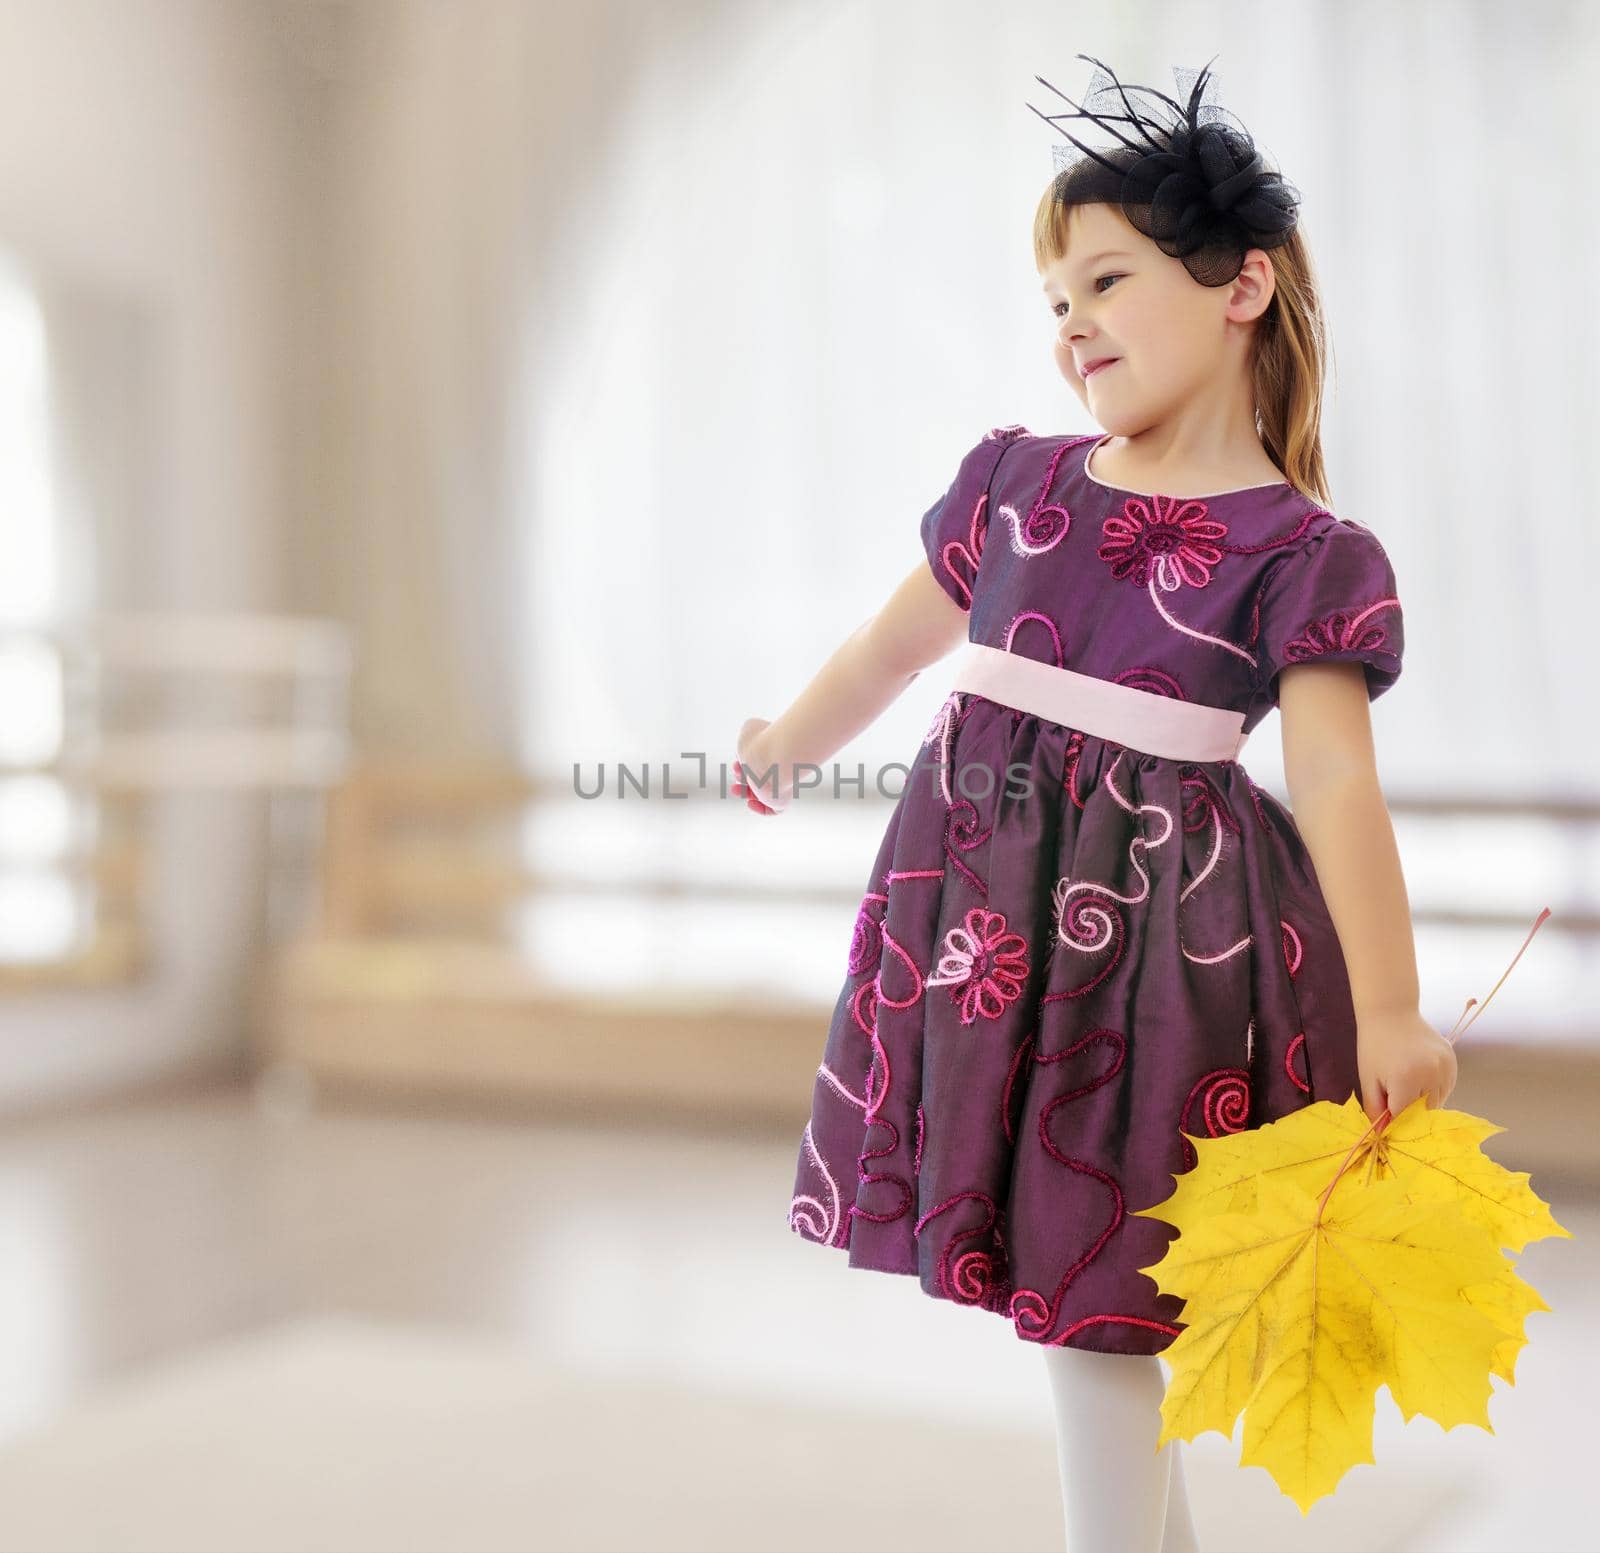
[1052,274,1121,317]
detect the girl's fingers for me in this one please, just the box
[733,757,778,813]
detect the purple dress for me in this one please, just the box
[786,425,1405,1356]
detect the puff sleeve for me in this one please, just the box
[919,427,1024,611]
[1255,519,1405,703]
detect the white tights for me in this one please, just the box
[1042,1345,1202,1553]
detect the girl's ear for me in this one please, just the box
[1227,249,1277,323]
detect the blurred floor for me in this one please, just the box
[0,1083,1590,1552]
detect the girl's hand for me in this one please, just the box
[733,717,789,815]
[732,759,777,815]
[1355,1006,1459,1126]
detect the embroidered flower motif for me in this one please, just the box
[925,907,1030,1025]
[1282,600,1399,666]
[1097,495,1230,591]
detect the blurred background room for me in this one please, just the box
[0,1,1594,1549]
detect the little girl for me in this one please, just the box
[737,55,1458,1551]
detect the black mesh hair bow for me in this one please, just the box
[1027,53,1301,287]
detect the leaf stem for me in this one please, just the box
[1316,907,1551,1215]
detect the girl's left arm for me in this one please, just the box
[1279,660,1458,1124]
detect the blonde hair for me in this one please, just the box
[1032,182,1333,506]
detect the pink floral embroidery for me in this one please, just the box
[925,907,1029,1024]
[1282,599,1399,667]
[1098,495,1229,590]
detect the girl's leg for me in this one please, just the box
[1041,1344,1201,1553]
[1156,1363,1201,1553]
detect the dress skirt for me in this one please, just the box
[786,643,1363,1356]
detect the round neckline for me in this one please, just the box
[1082,432,1295,501]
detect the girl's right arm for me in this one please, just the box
[733,560,968,814]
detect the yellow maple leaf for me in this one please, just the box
[1152,1093,1566,1259]
[1128,907,1572,1513]
[1460,1266,1556,1385]
[1131,1101,1571,1512]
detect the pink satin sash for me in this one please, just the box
[947,641,1250,763]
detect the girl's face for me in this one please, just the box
[1040,202,1269,433]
